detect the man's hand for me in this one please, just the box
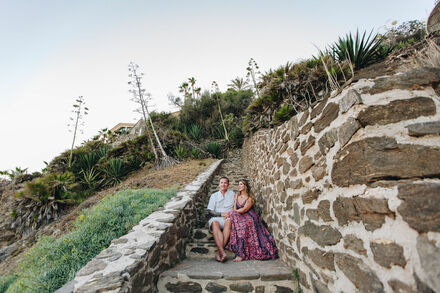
[221,212,230,219]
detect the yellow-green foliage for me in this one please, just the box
[4,187,177,293]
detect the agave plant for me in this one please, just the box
[188,124,202,142]
[80,166,102,190]
[103,158,125,186]
[205,142,222,159]
[329,29,390,69]
[191,148,201,159]
[13,172,78,231]
[174,145,187,159]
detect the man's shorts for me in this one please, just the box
[208,217,231,232]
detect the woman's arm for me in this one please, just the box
[236,198,254,214]
[233,194,238,211]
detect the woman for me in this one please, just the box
[228,179,278,262]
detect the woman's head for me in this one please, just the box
[238,179,251,194]
[238,179,255,203]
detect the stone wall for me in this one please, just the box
[242,67,440,293]
[59,160,223,293]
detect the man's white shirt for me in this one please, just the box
[207,189,235,213]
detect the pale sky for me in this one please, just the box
[0,0,435,173]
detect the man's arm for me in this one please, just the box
[206,209,222,217]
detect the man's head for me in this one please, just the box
[219,176,229,193]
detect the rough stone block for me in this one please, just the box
[298,156,314,174]
[299,110,309,127]
[406,121,440,137]
[335,253,384,293]
[370,240,406,268]
[300,136,316,155]
[311,98,328,119]
[388,279,417,293]
[417,234,440,292]
[314,103,339,133]
[357,97,436,127]
[339,89,362,113]
[338,117,360,148]
[332,137,440,187]
[368,66,440,94]
[306,209,319,221]
[298,221,342,246]
[165,281,202,293]
[317,200,332,222]
[333,197,394,231]
[397,182,440,233]
[300,122,313,135]
[307,248,335,271]
[206,282,227,293]
[229,282,254,292]
[301,189,321,204]
[318,128,338,155]
[343,234,366,256]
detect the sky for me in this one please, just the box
[0,0,435,173]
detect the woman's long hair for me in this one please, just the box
[238,179,256,204]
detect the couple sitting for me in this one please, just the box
[207,176,278,262]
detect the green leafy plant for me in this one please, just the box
[4,188,177,293]
[191,148,201,159]
[103,158,125,186]
[329,29,390,69]
[0,275,17,292]
[79,167,102,190]
[14,172,79,230]
[188,124,202,142]
[229,127,244,147]
[273,104,294,125]
[174,145,187,159]
[0,167,28,180]
[205,142,222,159]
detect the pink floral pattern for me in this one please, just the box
[228,200,278,260]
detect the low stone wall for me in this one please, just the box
[242,67,440,292]
[59,160,223,293]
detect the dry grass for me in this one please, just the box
[404,40,440,69]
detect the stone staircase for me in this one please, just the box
[157,152,298,293]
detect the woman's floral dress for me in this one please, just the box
[228,199,278,260]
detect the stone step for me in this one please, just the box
[186,243,236,259]
[192,228,213,242]
[157,258,298,293]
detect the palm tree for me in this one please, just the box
[227,77,250,91]
[195,87,201,98]
[188,77,196,99]
[179,82,191,100]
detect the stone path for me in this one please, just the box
[157,152,298,293]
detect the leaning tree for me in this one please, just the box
[128,62,176,168]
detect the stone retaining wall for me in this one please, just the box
[60,160,223,293]
[242,67,440,292]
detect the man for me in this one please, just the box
[207,176,235,262]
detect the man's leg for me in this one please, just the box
[222,219,231,247]
[211,221,225,261]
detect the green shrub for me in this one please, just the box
[0,275,16,292]
[188,125,202,142]
[273,104,294,125]
[79,167,102,190]
[205,142,222,159]
[230,127,244,148]
[191,148,201,159]
[102,158,125,186]
[5,188,177,293]
[174,145,187,159]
